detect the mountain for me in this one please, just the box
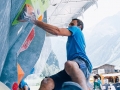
[84,11,120,68]
[50,36,67,69]
[41,50,60,77]
[46,50,59,67]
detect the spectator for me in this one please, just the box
[93,75,102,90]
[96,74,102,84]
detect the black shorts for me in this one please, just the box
[49,58,91,90]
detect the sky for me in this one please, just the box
[79,0,120,29]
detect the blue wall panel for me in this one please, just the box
[0,0,47,89]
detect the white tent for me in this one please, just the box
[47,0,98,28]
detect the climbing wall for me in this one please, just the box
[0,0,48,89]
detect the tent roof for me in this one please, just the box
[47,0,98,28]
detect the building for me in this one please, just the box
[92,64,115,74]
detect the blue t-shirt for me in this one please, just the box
[19,80,30,90]
[98,79,102,84]
[67,26,92,72]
